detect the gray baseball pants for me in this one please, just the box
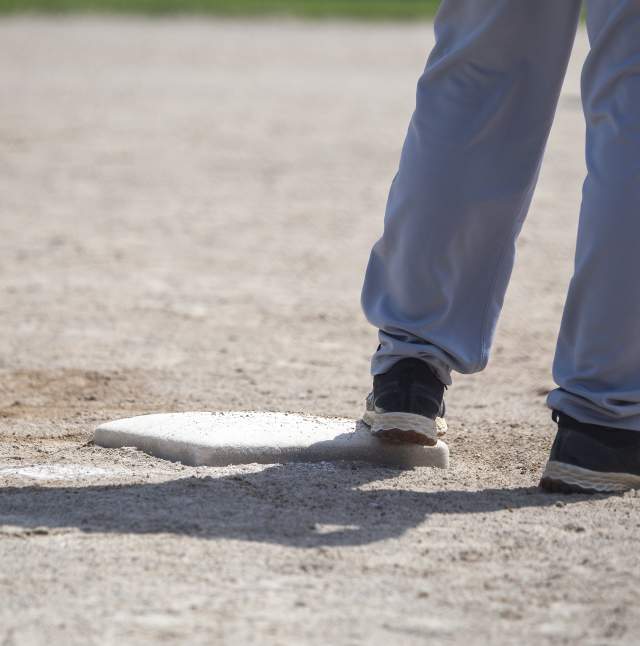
[361,1,640,430]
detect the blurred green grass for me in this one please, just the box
[0,0,441,18]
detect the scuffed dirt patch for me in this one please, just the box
[0,368,163,439]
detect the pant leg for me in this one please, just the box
[361,0,582,384]
[548,0,640,430]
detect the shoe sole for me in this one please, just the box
[361,410,446,447]
[540,460,640,494]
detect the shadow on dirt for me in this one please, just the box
[0,461,608,547]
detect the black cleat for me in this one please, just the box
[362,358,447,446]
[540,411,640,493]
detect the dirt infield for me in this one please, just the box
[1,17,639,645]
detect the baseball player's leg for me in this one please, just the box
[542,0,640,493]
[548,1,640,431]
[361,0,582,386]
[360,0,581,445]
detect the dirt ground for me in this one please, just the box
[1,17,639,645]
